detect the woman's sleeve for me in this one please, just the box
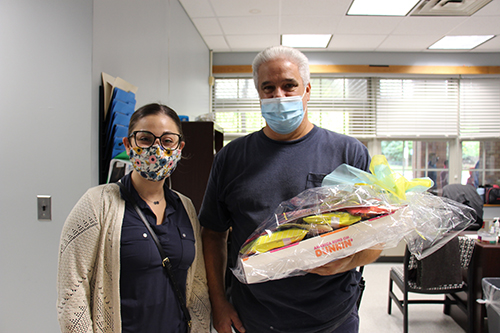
[182,196,212,332]
[57,189,102,333]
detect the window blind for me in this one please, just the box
[211,76,376,137]
[376,78,459,138]
[460,78,500,139]
[308,77,375,137]
[211,76,500,140]
[211,78,263,134]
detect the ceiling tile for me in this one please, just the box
[335,16,404,35]
[471,35,500,51]
[203,35,229,51]
[328,34,386,51]
[192,18,223,35]
[180,0,500,53]
[280,0,352,17]
[391,16,468,36]
[474,0,500,16]
[179,0,215,18]
[209,0,279,17]
[280,16,339,34]
[219,16,279,35]
[377,34,442,51]
[225,34,280,51]
[448,17,500,35]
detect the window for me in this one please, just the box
[211,75,500,187]
[381,140,450,195]
[462,140,500,187]
[212,76,490,140]
[308,77,375,137]
[376,79,458,138]
[460,78,500,139]
[211,76,375,138]
[381,140,414,180]
[211,78,263,137]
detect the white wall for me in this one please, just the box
[0,0,209,331]
[0,1,93,332]
[92,0,209,184]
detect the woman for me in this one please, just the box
[57,103,210,333]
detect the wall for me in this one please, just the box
[92,0,209,184]
[0,1,93,332]
[0,0,209,331]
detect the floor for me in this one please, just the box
[213,262,466,333]
[359,262,465,333]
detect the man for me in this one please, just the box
[428,153,438,192]
[439,159,449,192]
[199,46,381,333]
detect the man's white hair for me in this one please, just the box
[252,46,310,90]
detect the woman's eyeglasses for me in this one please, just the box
[129,130,182,150]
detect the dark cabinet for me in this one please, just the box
[170,122,223,213]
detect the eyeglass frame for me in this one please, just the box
[128,130,183,150]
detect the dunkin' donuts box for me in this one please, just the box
[237,207,408,284]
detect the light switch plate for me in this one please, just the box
[37,195,51,220]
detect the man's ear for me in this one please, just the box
[305,83,311,102]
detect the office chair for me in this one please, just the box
[442,184,483,231]
[387,236,475,333]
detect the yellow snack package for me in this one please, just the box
[303,212,361,228]
[243,228,308,254]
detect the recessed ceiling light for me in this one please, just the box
[281,34,332,48]
[347,0,420,16]
[428,35,495,50]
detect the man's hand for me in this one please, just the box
[309,254,355,276]
[212,298,246,333]
[202,227,246,332]
[309,247,383,276]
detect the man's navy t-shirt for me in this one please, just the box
[199,126,370,333]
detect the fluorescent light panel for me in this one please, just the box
[429,35,495,50]
[348,0,420,16]
[281,34,332,48]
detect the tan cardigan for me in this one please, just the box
[57,183,211,332]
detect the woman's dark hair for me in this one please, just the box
[128,103,184,140]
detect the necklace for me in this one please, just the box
[140,194,164,205]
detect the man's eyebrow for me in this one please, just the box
[260,81,272,88]
[260,78,298,88]
[284,78,299,84]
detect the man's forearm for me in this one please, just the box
[201,228,229,305]
[350,248,383,270]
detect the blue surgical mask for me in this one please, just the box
[260,91,306,135]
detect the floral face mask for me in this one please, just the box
[128,145,182,181]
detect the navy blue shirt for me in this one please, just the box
[199,126,370,333]
[119,172,195,333]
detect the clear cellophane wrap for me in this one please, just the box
[233,156,475,284]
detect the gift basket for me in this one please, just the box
[233,155,475,284]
